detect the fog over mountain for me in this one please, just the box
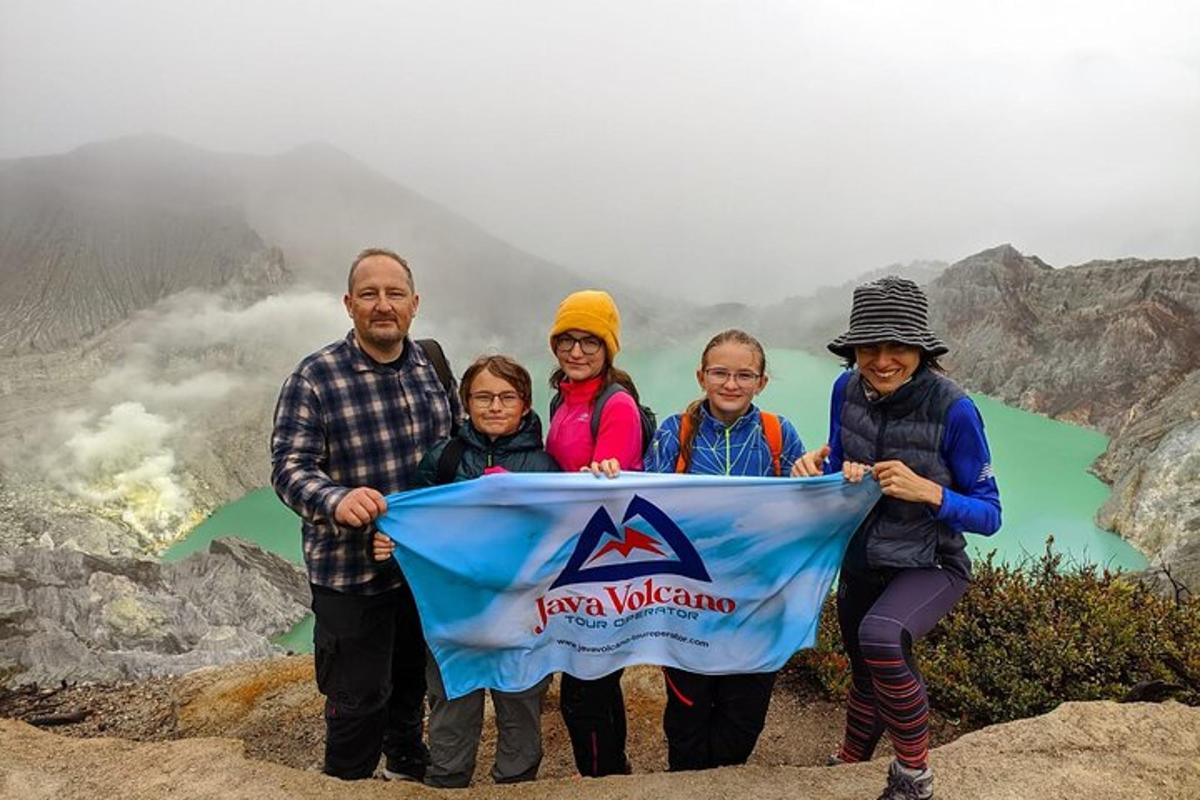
[0,134,731,551]
[0,135,629,353]
[2,1,1197,302]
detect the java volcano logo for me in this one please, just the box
[550,494,711,589]
[533,495,734,634]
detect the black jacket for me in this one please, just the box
[839,366,969,576]
[412,411,559,486]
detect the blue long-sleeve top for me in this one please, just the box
[648,403,805,477]
[826,370,1002,536]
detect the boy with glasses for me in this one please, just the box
[373,355,559,788]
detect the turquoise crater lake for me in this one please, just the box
[164,347,1147,651]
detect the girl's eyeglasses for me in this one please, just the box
[554,334,604,355]
[702,367,761,387]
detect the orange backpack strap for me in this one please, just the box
[674,414,694,473]
[760,412,783,476]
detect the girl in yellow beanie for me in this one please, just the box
[545,290,645,477]
[545,289,644,776]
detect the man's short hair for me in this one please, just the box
[347,247,414,293]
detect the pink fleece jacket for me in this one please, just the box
[546,375,644,472]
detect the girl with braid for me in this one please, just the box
[646,329,805,771]
[793,277,1001,800]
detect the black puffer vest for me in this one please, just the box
[840,366,969,575]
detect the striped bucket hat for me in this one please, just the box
[827,276,949,359]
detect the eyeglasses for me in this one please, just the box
[702,367,762,387]
[554,334,604,355]
[468,391,524,409]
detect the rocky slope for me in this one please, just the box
[928,246,1200,434]
[926,246,1200,586]
[0,142,289,353]
[0,538,309,688]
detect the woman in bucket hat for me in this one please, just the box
[792,277,1001,800]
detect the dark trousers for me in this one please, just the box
[311,582,429,780]
[662,667,777,771]
[559,670,630,777]
[835,567,968,768]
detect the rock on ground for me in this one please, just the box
[0,538,309,687]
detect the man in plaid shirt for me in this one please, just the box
[271,247,461,782]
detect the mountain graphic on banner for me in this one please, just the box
[549,494,712,589]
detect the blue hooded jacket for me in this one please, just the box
[648,403,805,477]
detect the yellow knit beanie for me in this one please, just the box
[549,290,621,358]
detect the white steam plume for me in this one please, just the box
[36,286,475,552]
[39,289,355,549]
[46,402,193,548]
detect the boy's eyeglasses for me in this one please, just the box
[554,334,604,355]
[468,391,524,409]
[702,367,761,387]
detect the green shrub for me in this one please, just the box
[791,540,1200,728]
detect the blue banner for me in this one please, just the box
[379,472,879,699]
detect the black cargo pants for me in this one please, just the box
[311,581,429,780]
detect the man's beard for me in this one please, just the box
[359,322,406,351]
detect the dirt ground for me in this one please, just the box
[3,656,1198,799]
[0,656,962,779]
[2,701,1198,800]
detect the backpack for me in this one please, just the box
[415,338,454,397]
[416,338,459,435]
[549,382,657,459]
[434,437,467,486]
[674,410,784,476]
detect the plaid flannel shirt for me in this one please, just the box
[270,331,462,592]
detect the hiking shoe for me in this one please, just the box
[876,759,933,800]
[383,754,428,783]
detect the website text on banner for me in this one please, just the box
[378,472,880,700]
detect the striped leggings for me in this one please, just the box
[835,567,968,770]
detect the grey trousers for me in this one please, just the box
[424,652,551,788]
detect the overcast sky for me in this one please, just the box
[2,0,1198,302]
